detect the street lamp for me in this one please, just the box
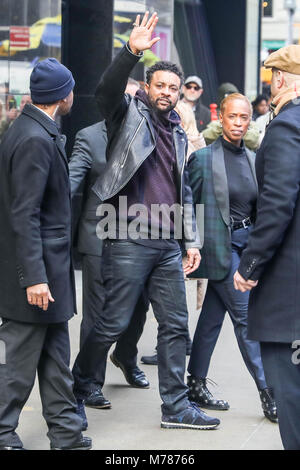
[284,0,297,45]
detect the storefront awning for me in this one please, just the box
[262,40,286,50]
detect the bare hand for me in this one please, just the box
[129,11,160,55]
[233,270,258,293]
[183,248,201,275]
[26,283,55,311]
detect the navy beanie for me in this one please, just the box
[30,58,75,104]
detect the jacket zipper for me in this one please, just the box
[120,118,145,169]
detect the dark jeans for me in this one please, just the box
[73,240,190,415]
[188,227,267,390]
[261,342,300,450]
[80,254,148,386]
[0,319,82,448]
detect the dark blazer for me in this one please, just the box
[69,121,107,256]
[188,137,257,280]
[239,100,300,343]
[0,104,76,323]
[195,100,211,133]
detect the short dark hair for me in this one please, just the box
[146,61,184,87]
[251,94,268,108]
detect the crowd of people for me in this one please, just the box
[0,11,300,451]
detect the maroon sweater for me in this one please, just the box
[107,90,181,244]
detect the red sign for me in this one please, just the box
[10,26,30,49]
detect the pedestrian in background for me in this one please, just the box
[181,75,211,132]
[251,94,269,121]
[68,78,150,417]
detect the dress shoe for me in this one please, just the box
[141,353,158,365]
[259,388,278,423]
[187,376,230,411]
[85,386,111,409]
[110,352,150,388]
[141,346,191,365]
[75,399,88,431]
[50,436,92,450]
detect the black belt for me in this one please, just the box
[230,216,252,231]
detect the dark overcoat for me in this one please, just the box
[0,104,76,323]
[238,100,300,343]
[188,137,257,280]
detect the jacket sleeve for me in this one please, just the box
[238,119,300,280]
[10,136,53,288]
[183,154,202,250]
[69,129,92,197]
[95,44,142,122]
[187,151,204,202]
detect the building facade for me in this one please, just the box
[0,0,262,153]
[262,0,300,50]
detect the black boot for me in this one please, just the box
[259,388,278,423]
[187,376,230,411]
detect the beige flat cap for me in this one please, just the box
[264,45,300,74]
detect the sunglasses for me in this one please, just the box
[185,84,201,91]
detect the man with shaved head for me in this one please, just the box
[234,45,300,450]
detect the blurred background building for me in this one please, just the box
[261,0,300,83]
[0,0,285,154]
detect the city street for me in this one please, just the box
[17,271,282,451]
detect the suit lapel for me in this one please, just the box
[211,138,230,227]
[245,148,258,194]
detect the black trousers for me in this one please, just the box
[73,240,190,415]
[188,228,267,390]
[261,342,300,450]
[80,254,149,386]
[0,319,82,448]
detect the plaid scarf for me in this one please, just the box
[270,80,300,117]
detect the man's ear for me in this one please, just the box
[144,83,149,94]
[277,70,285,89]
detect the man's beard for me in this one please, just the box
[148,95,177,114]
[184,95,199,103]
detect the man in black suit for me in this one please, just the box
[234,45,300,450]
[69,79,150,412]
[0,58,91,450]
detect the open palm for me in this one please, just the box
[129,11,160,54]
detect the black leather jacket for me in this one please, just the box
[92,44,200,249]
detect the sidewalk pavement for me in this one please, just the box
[17,271,283,450]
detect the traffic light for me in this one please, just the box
[263,1,273,17]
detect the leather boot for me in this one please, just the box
[187,376,230,411]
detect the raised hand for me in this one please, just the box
[129,11,160,55]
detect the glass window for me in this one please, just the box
[113,1,173,80]
[263,1,273,17]
[0,0,61,141]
